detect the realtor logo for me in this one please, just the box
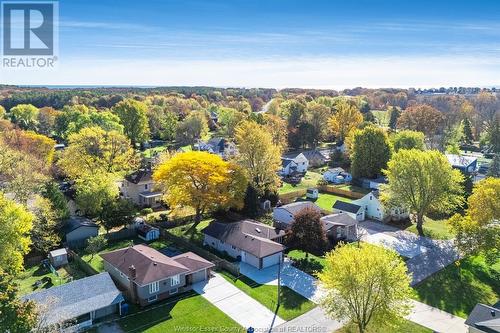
[1,1,58,68]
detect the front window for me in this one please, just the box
[149,281,159,294]
[171,274,180,286]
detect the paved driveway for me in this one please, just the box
[192,273,285,330]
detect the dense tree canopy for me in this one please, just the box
[112,98,150,146]
[391,130,425,152]
[397,104,444,138]
[175,112,209,146]
[328,99,363,142]
[350,126,392,179]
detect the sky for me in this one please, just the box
[2,0,500,88]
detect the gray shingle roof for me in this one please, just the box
[62,216,98,234]
[332,200,362,214]
[21,273,123,326]
[465,303,500,333]
[321,213,358,228]
[278,201,321,215]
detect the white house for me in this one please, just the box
[272,201,322,228]
[353,191,409,223]
[280,152,309,176]
[332,200,365,221]
[323,168,352,184]
[121,169,162,208]
[202,220,285,269]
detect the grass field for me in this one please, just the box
[298,192,352,212]
[168,219,213,246]
[220,271,316,321]
[15,262,87,296]
[279,171,322,194]
[404,217,454,240]
[414,254,500,318]
[115,291,243,333]
[287,249,327,276]
[336,320,432,333]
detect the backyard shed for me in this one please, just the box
[48,248,68,268]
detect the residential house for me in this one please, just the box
[300,149,329,167]
[101,244,214,306]
[194,137,237,159]
[272,201,322,228]
[63,216,99,246]
[323,167,352,184]
[137,224,160,241]
[121,169,162,208]
[353,191,409,223]
[202,219,285,269]
[48,248,68,268]
[465,302,500,333]
[359,176,388,190]
[21,273,124,332]
[447,154,478,175]
[332,200,365,221]
[280,152,309,176]
[321,213,359,242]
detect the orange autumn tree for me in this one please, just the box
[153,151,247,229]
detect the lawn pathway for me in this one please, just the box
[192,273,285,330]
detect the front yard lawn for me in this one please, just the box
[279,171,322,194]
[414,254,500,318]
[116,291,243,333]
[220,271,316,321]
[395,217,454,240]
[287,249,326,276]
[15,262,87,296]
[336,320,432,333]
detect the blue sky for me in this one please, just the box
[3,0,500,88]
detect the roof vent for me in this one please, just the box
[492,310,496,317]
[255,227,261,233]
[153,262,157,266]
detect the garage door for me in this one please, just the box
[262,253,282,268]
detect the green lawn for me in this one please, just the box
[402,217,454,240]
[168,219,213,246]
[298,192,352,212]
[220,271,316,321]
[115,291,243,333]
[287,249,326,276]
[336,320,432,333]
[15,262,88,296]
[371,110,389,127]
[279,171,323,194]
[414,254,500,318]
[142,145,167,159]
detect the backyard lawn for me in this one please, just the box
[279,171,322,194]
[15,262,87,296]
[414,254,500,318]
[115,291,243,333]
[401,217,454,240]
[336,320,432,333]
[298,192,352,212]
[168,219,213,246]
[220,271,316,321]
[287,249,326,276]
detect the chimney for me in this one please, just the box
[129,265,136,279]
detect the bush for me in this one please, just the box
[141,207,153,215]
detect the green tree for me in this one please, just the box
[328,99,363,143]
[281,99,306,128]
[217,107,247,137]
[113,99,150,146]
[235,121,282,195]
[175,112,209,146]
[31,196,61,254]
[318,243,412,333]
[306,102,331,148]
[10,104,39,130]
[57,127,137,179]
[448,178,500,263]
[42,182,70,222]
[391,130,425,152]
[351,126,392,179]
[99,198,136,232]
[0,192,34,274]
[85,235,108,261]
[287,207,327,257]
[147,105,178,141]
[387,106,401,130]
[462,117,474,144]
[0,269,38,333]
[75,173,119,218]
[487,154,500,177]
[383,149,464,236]
[153,151,247,228]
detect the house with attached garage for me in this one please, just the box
[300,149,330,167]
[202,219,286,269]
[323,167,352,184]
[272,201,322,228]
[101,244,214,306]
[321,213,359,242]
[280,152,309,176]
[21,273,124,332]
[332,200,365,221]
[353,191,409,223]
[121,169,162,208]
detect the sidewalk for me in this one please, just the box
[192,273,285,330]
[407,300,468,333]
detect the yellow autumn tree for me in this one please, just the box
[328,99,363,142]
[153,151,247,228]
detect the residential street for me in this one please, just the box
[192,273,286,330]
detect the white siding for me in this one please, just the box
[262,253,282,268]
[242,251,260,268]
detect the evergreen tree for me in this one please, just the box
[462,118,474,144]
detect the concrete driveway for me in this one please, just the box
[192,273,285,330]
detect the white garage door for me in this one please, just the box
[262,253,282,268]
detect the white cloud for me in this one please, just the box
[1,55,499,89]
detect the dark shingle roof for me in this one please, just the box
[62,216,98,234]
[21,273,123,326]
[281,158,293,167]
[465,303,500,333]
[125,169,152,184]
[332,200,362,214]
[202,220,285,258]
[171,252,215,272]
[100,244,191,286]
[321,213,358,229]
[278,201,321,215]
